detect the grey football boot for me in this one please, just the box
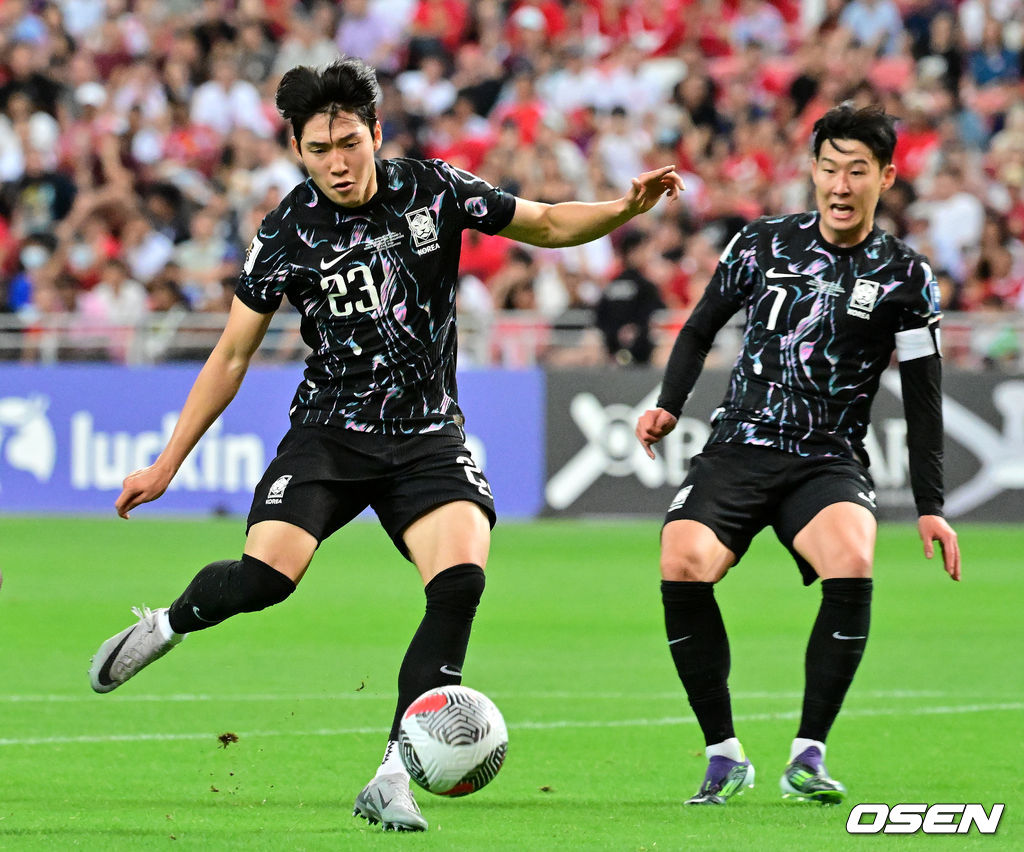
[90,606,183,693]
[353,773,428,832]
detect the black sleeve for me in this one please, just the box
[433,159,516,235]
[898,353,945,517]
[656,287,740,416]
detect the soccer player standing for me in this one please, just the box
[635,104,960,806]
[89,59,682,831]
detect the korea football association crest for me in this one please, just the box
[406,207,439,254]
[265,474,292,505]
[848,278,880,320]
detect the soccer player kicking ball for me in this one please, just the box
[89,58,683,832]
[635,104,960,807]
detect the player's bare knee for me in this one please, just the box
[660,549,723,583]
[817,549,873,579]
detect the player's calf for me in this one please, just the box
[89,556,295,693]
[167,555,296,633]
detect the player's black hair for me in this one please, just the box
[811,103,897,167]
[275,58,380,143]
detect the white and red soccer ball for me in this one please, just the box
[398,685,508,796]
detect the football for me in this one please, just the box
[398,685,508,797]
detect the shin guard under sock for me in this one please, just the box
[661,580,734,746]
[167,554,296,634]
[388,563,486,740]
[798,577,872,741]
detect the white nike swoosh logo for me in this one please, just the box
[668,635,692,645]
[319,248,356,270]
[765,268,803,279]
[832,631,867,640]
[440,665,462,676]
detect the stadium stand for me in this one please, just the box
[1,0,1022,369]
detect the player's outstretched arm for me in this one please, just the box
[635,407,679,460]
[918,514,961,581]
[115,297,274,519]
[498,165,684,248]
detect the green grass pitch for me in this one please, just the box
[0,517,1020,850]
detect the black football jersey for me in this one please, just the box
[684,212,941,461]
[236,158,516,435]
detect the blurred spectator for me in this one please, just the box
[893,99,942,183]
[0,41,62,116]
[595,230,665,365]
[593,105,652,191]
[140,269,193,362]
[272,4,341,77]
[236,18,277,85]
[838,0,905,56]
[191,51,275,139]
[334,0,403,76]
[120,211,174,285]
[920,165,985,282]
[173,207,236,309]
[5,147,76,238]
[60,0,108,40]
[449,42,504,118]
[491,246,539,311]
[967,17,1020,87]
[79,256,147,325]
[5,232,58,316]
[490,70,547,146]
[64,216,120,290]
[396,53,458,119]
[732,0,789,53]
[407,0,469,62]
[78,256,148,359]
[912,10,964,98]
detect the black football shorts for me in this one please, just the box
[663,442,877,584]
[247,424,496,560]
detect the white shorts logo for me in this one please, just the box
[669,484,693,511]
[265,474,292,505]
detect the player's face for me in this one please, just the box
[811,138,896,247]
[292,111,382,207]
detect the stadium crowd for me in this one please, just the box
[1,0,1022,368]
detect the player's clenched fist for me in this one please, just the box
[636,407,679,459]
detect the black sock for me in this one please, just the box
[661,580,734,746]
[798,577,872,741]
[167,555,296,634]
[388,563,486,741]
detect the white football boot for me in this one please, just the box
[90,606,183,693]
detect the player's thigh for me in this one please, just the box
[376,433,495,582]
[661,443,781,582]
[792,502,876,579]
[246,425,372,582]
[661,519,736,583]
[245,521,319,583]
[403,500,491,584]
[777,462,877,579]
